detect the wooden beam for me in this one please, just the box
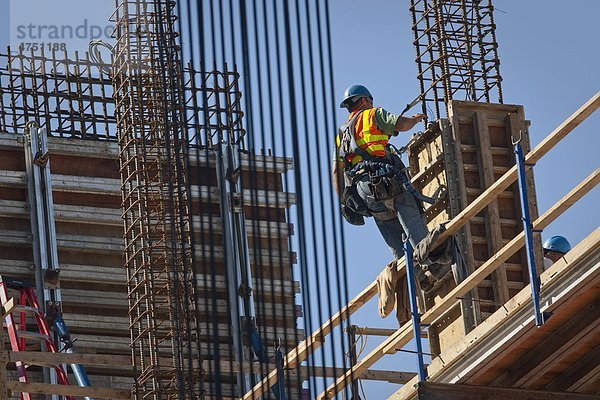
[0,350,131,367]
[7,381,131,399]
[448,111,482,324]
[349,326,427,338]
[417,166,599,329]
[473,110,510,304]
[414,382,600,400]
[297,366,414,384]
[543,343,600,392]
[0,133,294,173]
[318,169,599,400]
[491,298,600,387]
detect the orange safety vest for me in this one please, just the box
[337,107,390,166]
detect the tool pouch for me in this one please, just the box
[369,174,403,202]
[341,185,370,225]
[341,203,365,226]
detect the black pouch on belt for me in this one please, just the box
[341,185,370,225]
[369,174,403,202]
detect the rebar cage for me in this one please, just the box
[410,0,503,120]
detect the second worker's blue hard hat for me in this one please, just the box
[340,84,373,108]
[543,235,572,255]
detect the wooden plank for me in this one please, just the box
[419,167,599,322]
[0,230,295,267]
[448,112,482,325]
[0,199,292,238]
[473,110,509,304]
[0,350,131,366]
[350,327,420,337]
[460,144,510,156]
[0,259,300,297]
[414,382,600,400]
[298,366,414,384]
[491,298,600,387]
[7,381,131,399]
[543,342,600,392]
[0,171,297,208]
[0,133,293,173]
[439,119,478,337]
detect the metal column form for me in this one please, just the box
[514,140,544,327]
[215,141,258,394]
[403,236,428,382]
[24,121,62,399]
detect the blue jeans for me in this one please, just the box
[356,178,428,261]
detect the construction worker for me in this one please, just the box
[543,235,571,270]
[332,84,434,286]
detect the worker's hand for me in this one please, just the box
[412,113,426,121]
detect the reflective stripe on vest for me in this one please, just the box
[350,108,389,163]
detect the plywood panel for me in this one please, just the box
[407,101,543,356]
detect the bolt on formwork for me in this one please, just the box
[111,0,205,398]
[410,0,503,120]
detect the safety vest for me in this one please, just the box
[337,107,390,166]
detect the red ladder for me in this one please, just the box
[0,277,73,400]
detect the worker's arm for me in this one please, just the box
[394,113,426,132]
[332,160,345,199]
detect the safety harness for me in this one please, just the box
[338,109,445,225]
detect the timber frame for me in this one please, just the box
[407,100,544,356]
[241,92,600,400]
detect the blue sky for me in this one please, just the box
[2,1,599,398]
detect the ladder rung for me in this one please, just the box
[3,298,41,317]
[11,305,41,316]
[17,331,52,342]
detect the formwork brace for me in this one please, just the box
[403,236,427,382]
[513,137,544,327]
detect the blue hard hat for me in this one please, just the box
[340,85,373,108]
[543,235,571,255]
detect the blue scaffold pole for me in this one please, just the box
[54,315,93,399]
[403,235,427,381]
[514,138,544,327]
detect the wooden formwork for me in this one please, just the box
[0,133,304,398]
[407,100,544,356]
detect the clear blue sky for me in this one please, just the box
[2,1,599,398]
